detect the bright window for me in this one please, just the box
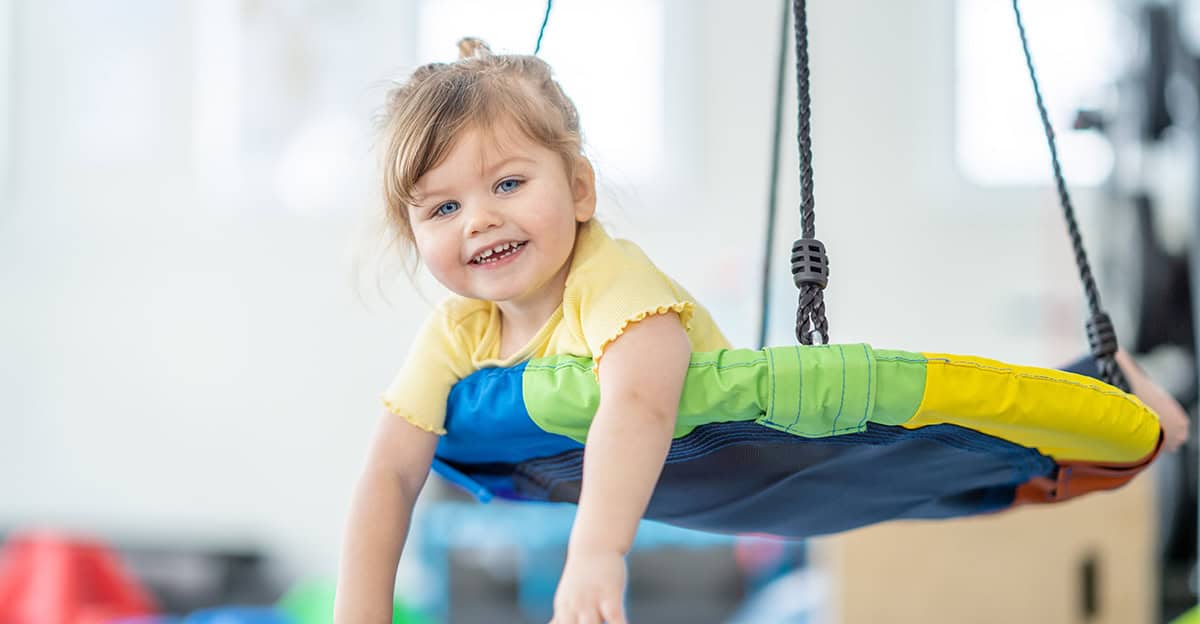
[956,0,1121,186]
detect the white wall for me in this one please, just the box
[0,0,1101,578]
[0,0,422,575]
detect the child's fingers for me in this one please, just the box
[600,599,627,624]
[548,607,602,624]
[575,611,602,624]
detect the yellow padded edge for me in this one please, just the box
[906,353,1160,463]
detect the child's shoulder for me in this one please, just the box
[572,220,656,273]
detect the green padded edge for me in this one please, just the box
[757,345,926,436]
[870,349,929,426]
[522,345,927,443]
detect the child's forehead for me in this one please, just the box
[457,118,542,162]
[417,121,546,189]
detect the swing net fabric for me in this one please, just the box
[431,345,1162,539]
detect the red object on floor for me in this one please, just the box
[0,532,158,624]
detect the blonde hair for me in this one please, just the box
[379,37,585,250]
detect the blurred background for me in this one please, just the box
[2,0,1199,622]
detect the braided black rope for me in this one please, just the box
[791,0,829,345]
[534,0,553,55]
[758,0,792,349]
[1012,0,1127,391]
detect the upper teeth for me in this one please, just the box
[474,242,522,263]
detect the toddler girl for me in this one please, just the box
[336,38,729,624]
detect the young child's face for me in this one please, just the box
[408,119,594,307]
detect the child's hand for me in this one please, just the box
[1115,350,1191,452]
[550,547,628,624]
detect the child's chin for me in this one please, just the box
[473,286,524,302]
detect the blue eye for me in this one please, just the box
[433,201,459,217]
[496,178,522,194]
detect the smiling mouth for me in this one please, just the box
[470,241,528,265]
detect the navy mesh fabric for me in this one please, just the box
[436,421,1055,538]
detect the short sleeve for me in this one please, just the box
[570,238,695,364]
[381,309,474,435]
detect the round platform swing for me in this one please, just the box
[428,0,1164,539]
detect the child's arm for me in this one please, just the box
[552,312,692,624]
[1115,349,1190,452]
[335,413,439,624]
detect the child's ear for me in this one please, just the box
[571,158,597,223]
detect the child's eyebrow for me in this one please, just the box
[482,156,537,176]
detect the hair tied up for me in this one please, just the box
[457,37,492,60]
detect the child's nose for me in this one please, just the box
[465,202,503,235]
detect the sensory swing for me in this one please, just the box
[427,0,1164,538]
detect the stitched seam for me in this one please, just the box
[827,345,848,435]
[924,357,1144,407]
[759,419,864,436]
[858,343,873,430]
[875,355,928,364]
[796,345,806,429]
[766,347,779,427]
[786,347,803,432]
[687,358,768,370]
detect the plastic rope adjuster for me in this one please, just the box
[1086,312,1118,358]
[791,238,829,289]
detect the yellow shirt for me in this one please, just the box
[382,220,731,434]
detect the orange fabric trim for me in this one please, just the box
[1011,432,1163,506]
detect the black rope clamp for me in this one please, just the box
[791,239,829,289]
[1086,312,1119,358]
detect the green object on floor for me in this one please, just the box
[277,580,432,624]
[1171,605,1200,624]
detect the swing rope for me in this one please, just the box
[790,0,831,346]
[757,0,792,349]
[1011,0,1127,391]
[534,0,553,55]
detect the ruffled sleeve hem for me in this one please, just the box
[592,301,695,376]
[381,396,447,435]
